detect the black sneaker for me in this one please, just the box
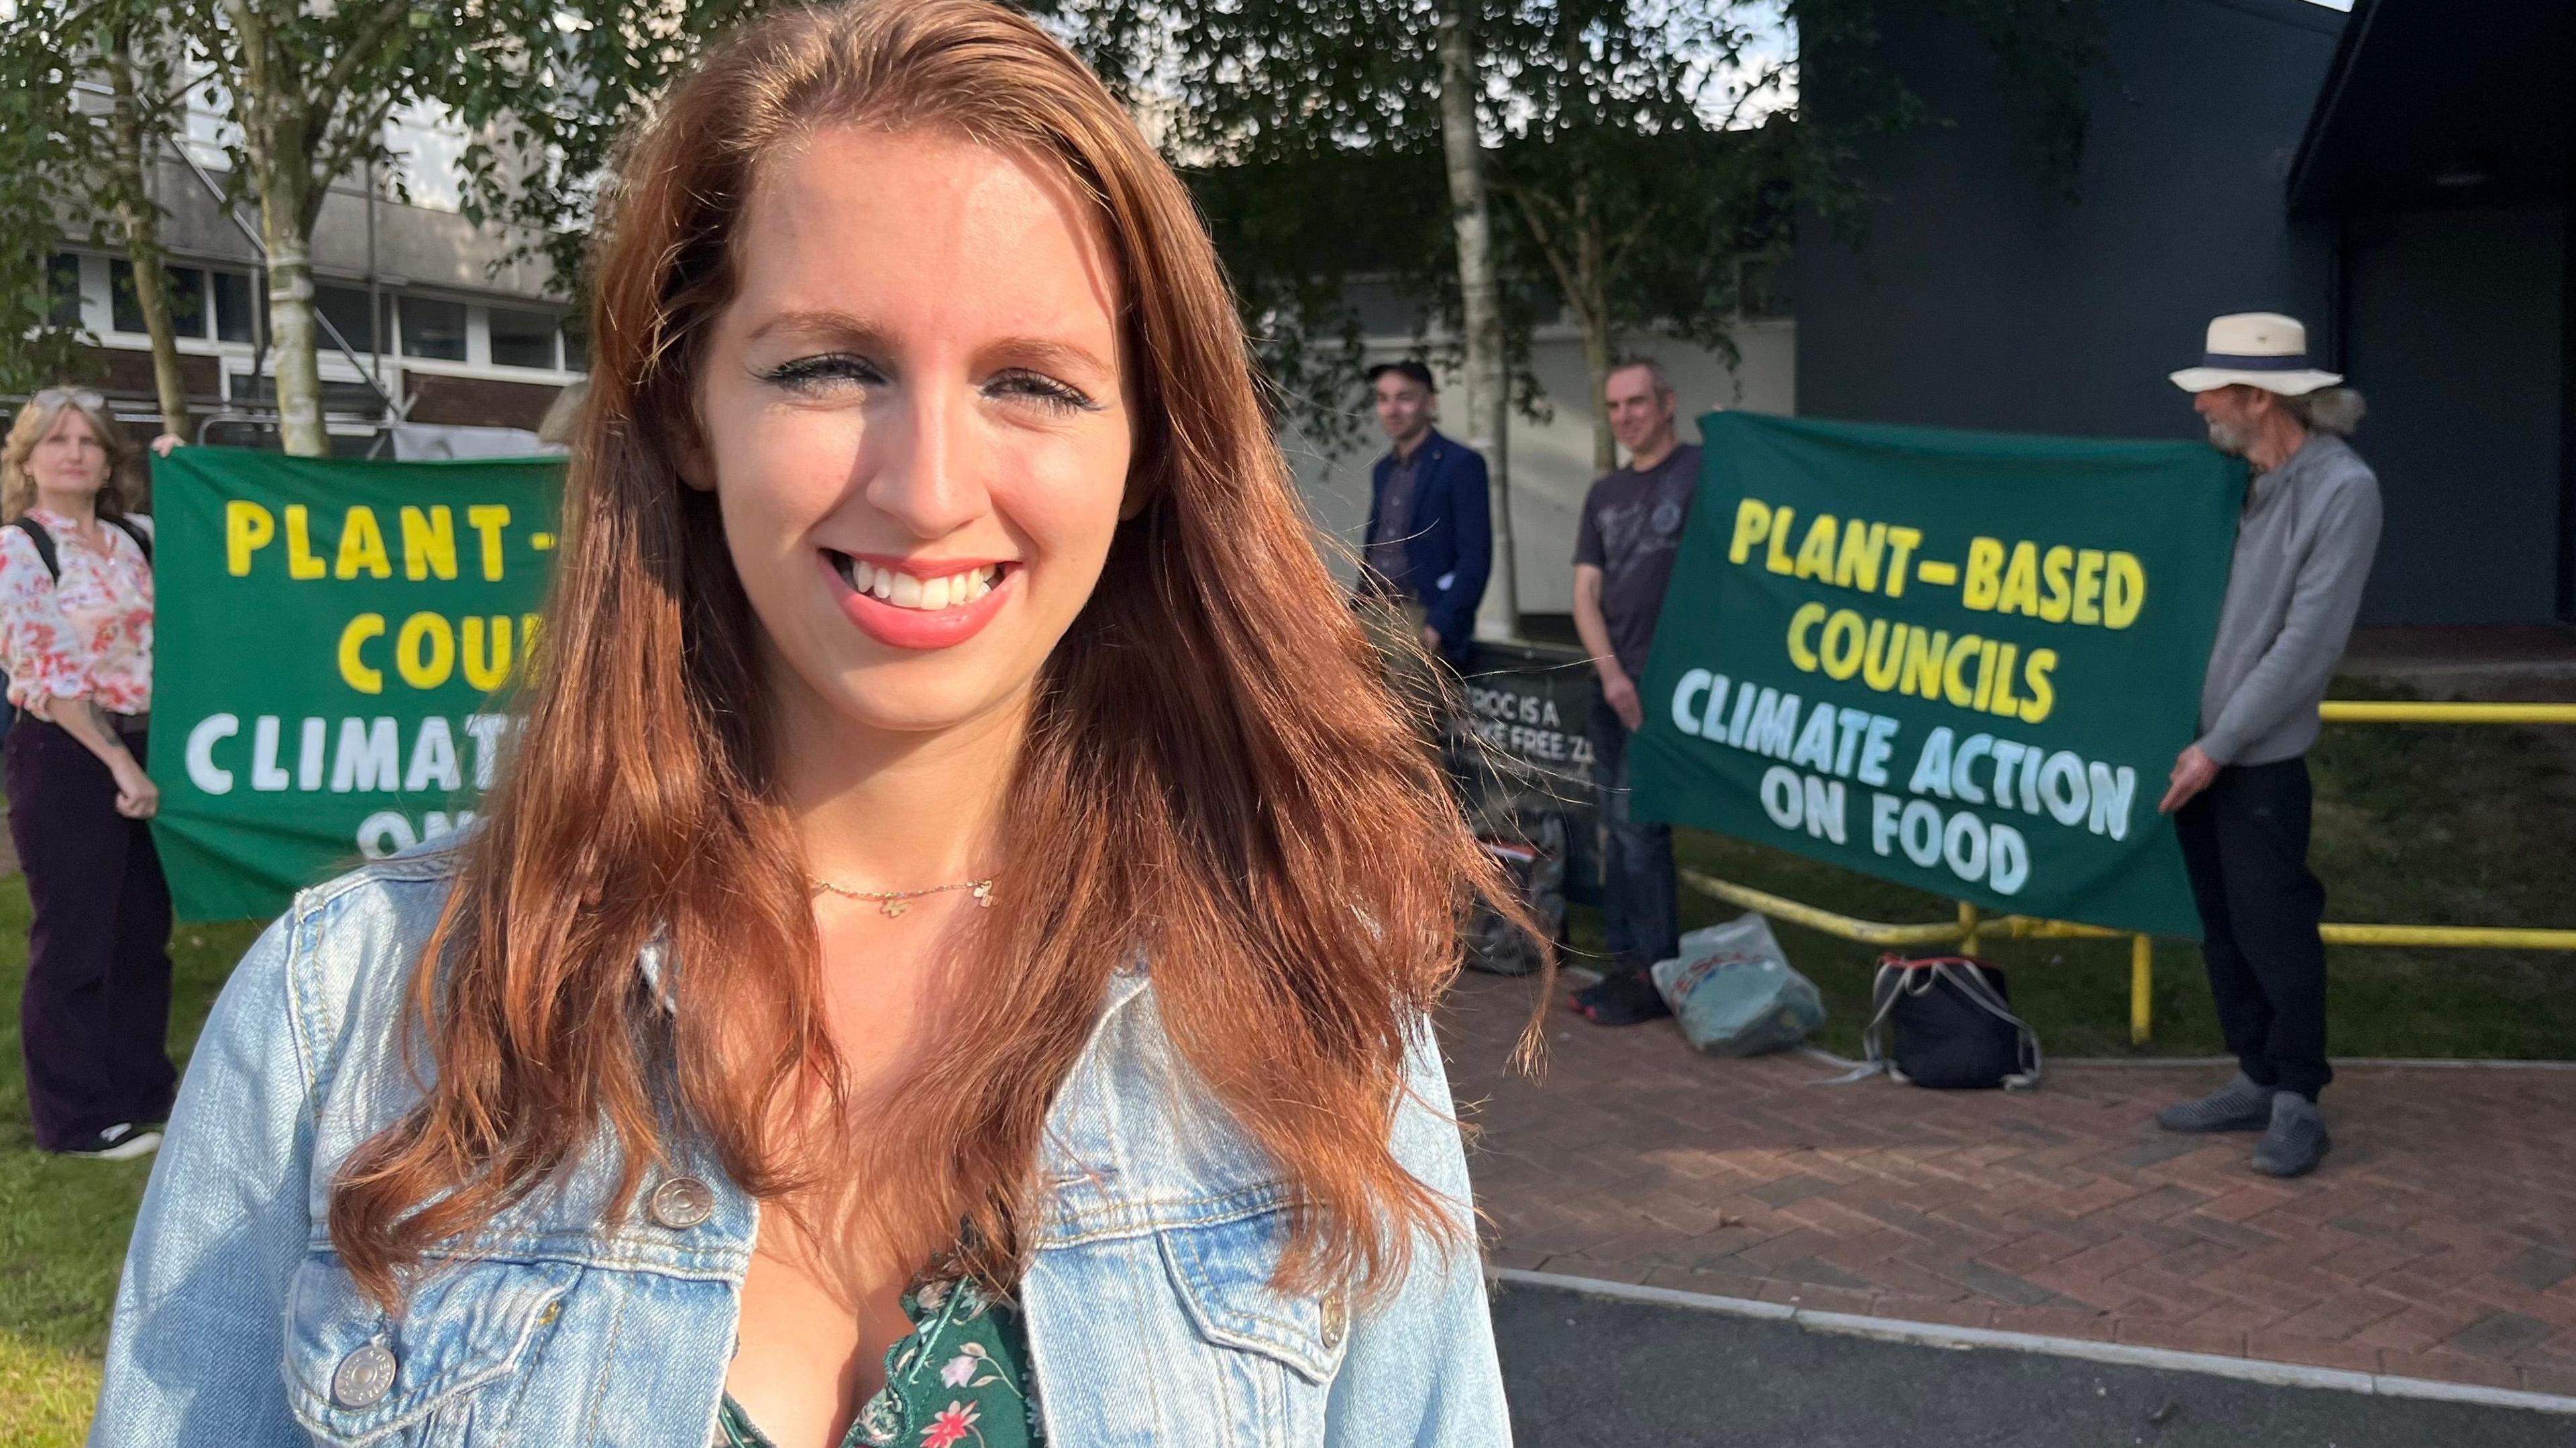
[62,1123,162,1160]
[1572,971,1672,1027]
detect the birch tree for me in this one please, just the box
[1434,0,1517,628]
[1054,0,2106,478]
[1483,0,1799,472]
[187,0,423,455]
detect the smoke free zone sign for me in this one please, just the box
[1627,412,2243,938]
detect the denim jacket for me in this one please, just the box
[89,848,1510,1446]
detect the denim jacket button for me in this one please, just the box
[1320,1291,1347,1349]
[648,1176,716,1230]
[331,1341,397,1408]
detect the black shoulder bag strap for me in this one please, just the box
[5,514,151,581]
[105,514,152,565]
[7,516,60,581]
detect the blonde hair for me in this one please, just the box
[3,391,138,520]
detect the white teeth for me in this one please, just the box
[841,556,1005,610]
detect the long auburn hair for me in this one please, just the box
[3,390,138,520]
[330,0,1542,1308]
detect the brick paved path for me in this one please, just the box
[1442,970,2576,1397]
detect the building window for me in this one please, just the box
[399,295,468,361]
[488,306,558,369]
[213,270,258,344]
[560,320,588,373]
[47,254,83,327]
[109,260,210,338]
[314,284,380,355]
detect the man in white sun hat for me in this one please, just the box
[2153,312,2381,1179]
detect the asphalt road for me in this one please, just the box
[1492,1279,2571,1447]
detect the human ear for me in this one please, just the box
[1118,462,1152,521]
[672,401,717,494]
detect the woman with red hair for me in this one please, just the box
[92,3,1538,1444]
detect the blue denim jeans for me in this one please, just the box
[1589,690,1678,977]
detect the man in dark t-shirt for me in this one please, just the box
[1569,357,1701,1026]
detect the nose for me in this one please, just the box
[862,380,994,540]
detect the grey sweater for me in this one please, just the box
[2196,433,2382,766]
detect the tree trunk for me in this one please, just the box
[1572,180,1617,476]
[1580,302,1615,476]
[261,215,327,456]
[1434,0,1516,638]
[107,32,188,441]
[223,1,328,455]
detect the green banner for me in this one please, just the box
[146,449,562,920]
[1629,412,2245,938]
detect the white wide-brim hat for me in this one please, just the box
[2169,312,2343,395]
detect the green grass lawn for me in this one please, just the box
[0,890,258,1447]
[5,689,2573,1439]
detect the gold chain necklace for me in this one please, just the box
[809,875,996,918]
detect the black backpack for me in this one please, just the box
[1860,954,2043,1091]
[7,513,153,580]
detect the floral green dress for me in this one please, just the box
[713,1276,1042,1448]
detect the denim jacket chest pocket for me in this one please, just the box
[1022,1186,1352,1447]
[284,1254,580,1447]
[1159,1207,1347,1387]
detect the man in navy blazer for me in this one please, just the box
[1360,359,1492,669]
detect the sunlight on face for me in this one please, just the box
[693,127,1134,740]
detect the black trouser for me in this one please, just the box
[1587,689,1678,977]
[2174,757,2331,1101]
[5,718,177,1150]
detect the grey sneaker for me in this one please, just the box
[2251,1093,2330,1178]
[2155,1072,2273,1133]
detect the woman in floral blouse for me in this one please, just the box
[1,388,176,1160]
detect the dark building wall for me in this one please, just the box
[2340,204,2566,624]
[1793,0,2345,441]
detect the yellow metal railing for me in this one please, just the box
[1680,698,2575,1046]
[2317,700,2576,724]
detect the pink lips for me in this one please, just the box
[821,551,1016,651]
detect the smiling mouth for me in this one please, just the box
[825,551,1010,612]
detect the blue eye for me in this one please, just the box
[760,353,885,392]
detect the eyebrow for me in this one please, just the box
[744,309,1114,379]
[743,309,892,349]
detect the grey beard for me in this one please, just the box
[2206,421,2252,456]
